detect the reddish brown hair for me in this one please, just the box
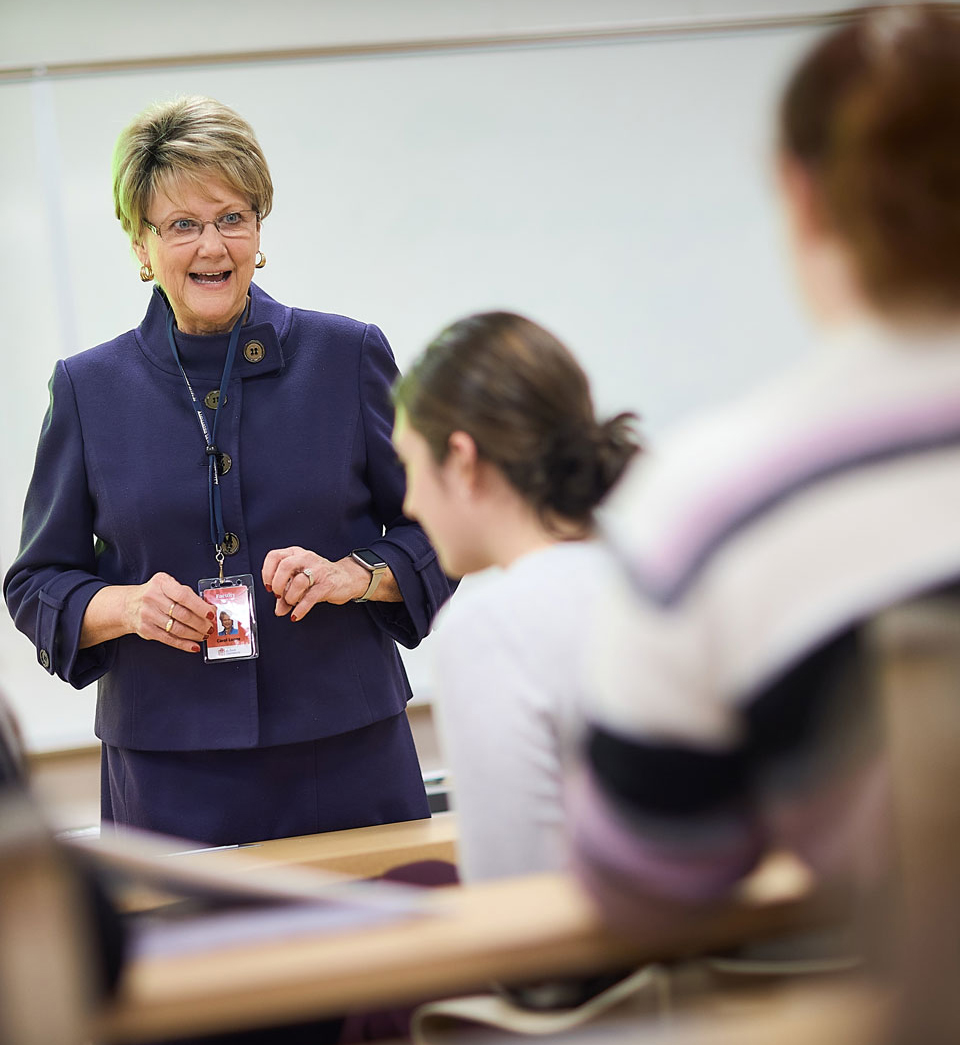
[781,5,960,313]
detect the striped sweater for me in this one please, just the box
[572,319,960,921]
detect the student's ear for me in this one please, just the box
[445,431,480,494]
[777,152,830,244]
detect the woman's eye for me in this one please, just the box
[220,212,242,225]
[171,218,198,233]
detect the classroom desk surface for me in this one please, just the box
[236,810,459,877]
[90,846,833,1043]
[97,813,459,914]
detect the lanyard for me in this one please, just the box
[166,308,244,578]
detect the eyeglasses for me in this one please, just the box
[142,209,260,244]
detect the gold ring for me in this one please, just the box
[303,568,314,587]
[167,602,176,617]
[165,617,174,633]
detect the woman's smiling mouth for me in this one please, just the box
[190,271,231,284]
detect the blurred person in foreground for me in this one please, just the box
[571,4,960,927]
[3,96,453,846]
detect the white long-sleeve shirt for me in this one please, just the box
[430,541,615,881]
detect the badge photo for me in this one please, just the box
[199,574,259,663]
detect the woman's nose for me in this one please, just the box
[196,222,226,253]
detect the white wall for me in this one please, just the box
[0,1,860,750]
[1,1,856,68]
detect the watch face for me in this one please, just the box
[352,548,388,570]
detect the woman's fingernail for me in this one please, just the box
[265,584,272,593]
[191,645,200,653]
[207,612,215,621]
[290,614,298,623]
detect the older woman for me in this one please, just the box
[4,96,453,846]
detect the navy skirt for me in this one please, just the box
[100,711,430,846]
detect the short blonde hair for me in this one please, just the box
[112,96,273,240]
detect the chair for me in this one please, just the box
[0,789,99,1045]
[866,593,960,1044]
[0,692,27,786]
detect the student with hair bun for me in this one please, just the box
[572,3,960,927]
[393,311,640,882]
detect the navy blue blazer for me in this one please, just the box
[4,283,453,751]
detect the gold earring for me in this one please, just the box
[255,251,266,269]
[139,263,154,283]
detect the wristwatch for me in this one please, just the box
[351,548,389,602]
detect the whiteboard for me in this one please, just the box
[1,15,821,750]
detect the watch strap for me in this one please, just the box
[351,550,387,603]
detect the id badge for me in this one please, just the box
[199,574,259,663]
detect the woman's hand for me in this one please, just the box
[262,546,385,621]
[128,574,215,650]
[80,574,214,652]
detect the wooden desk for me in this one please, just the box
[238,811,458,877]
[89,813,459,914]
[91,852,832,1043]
